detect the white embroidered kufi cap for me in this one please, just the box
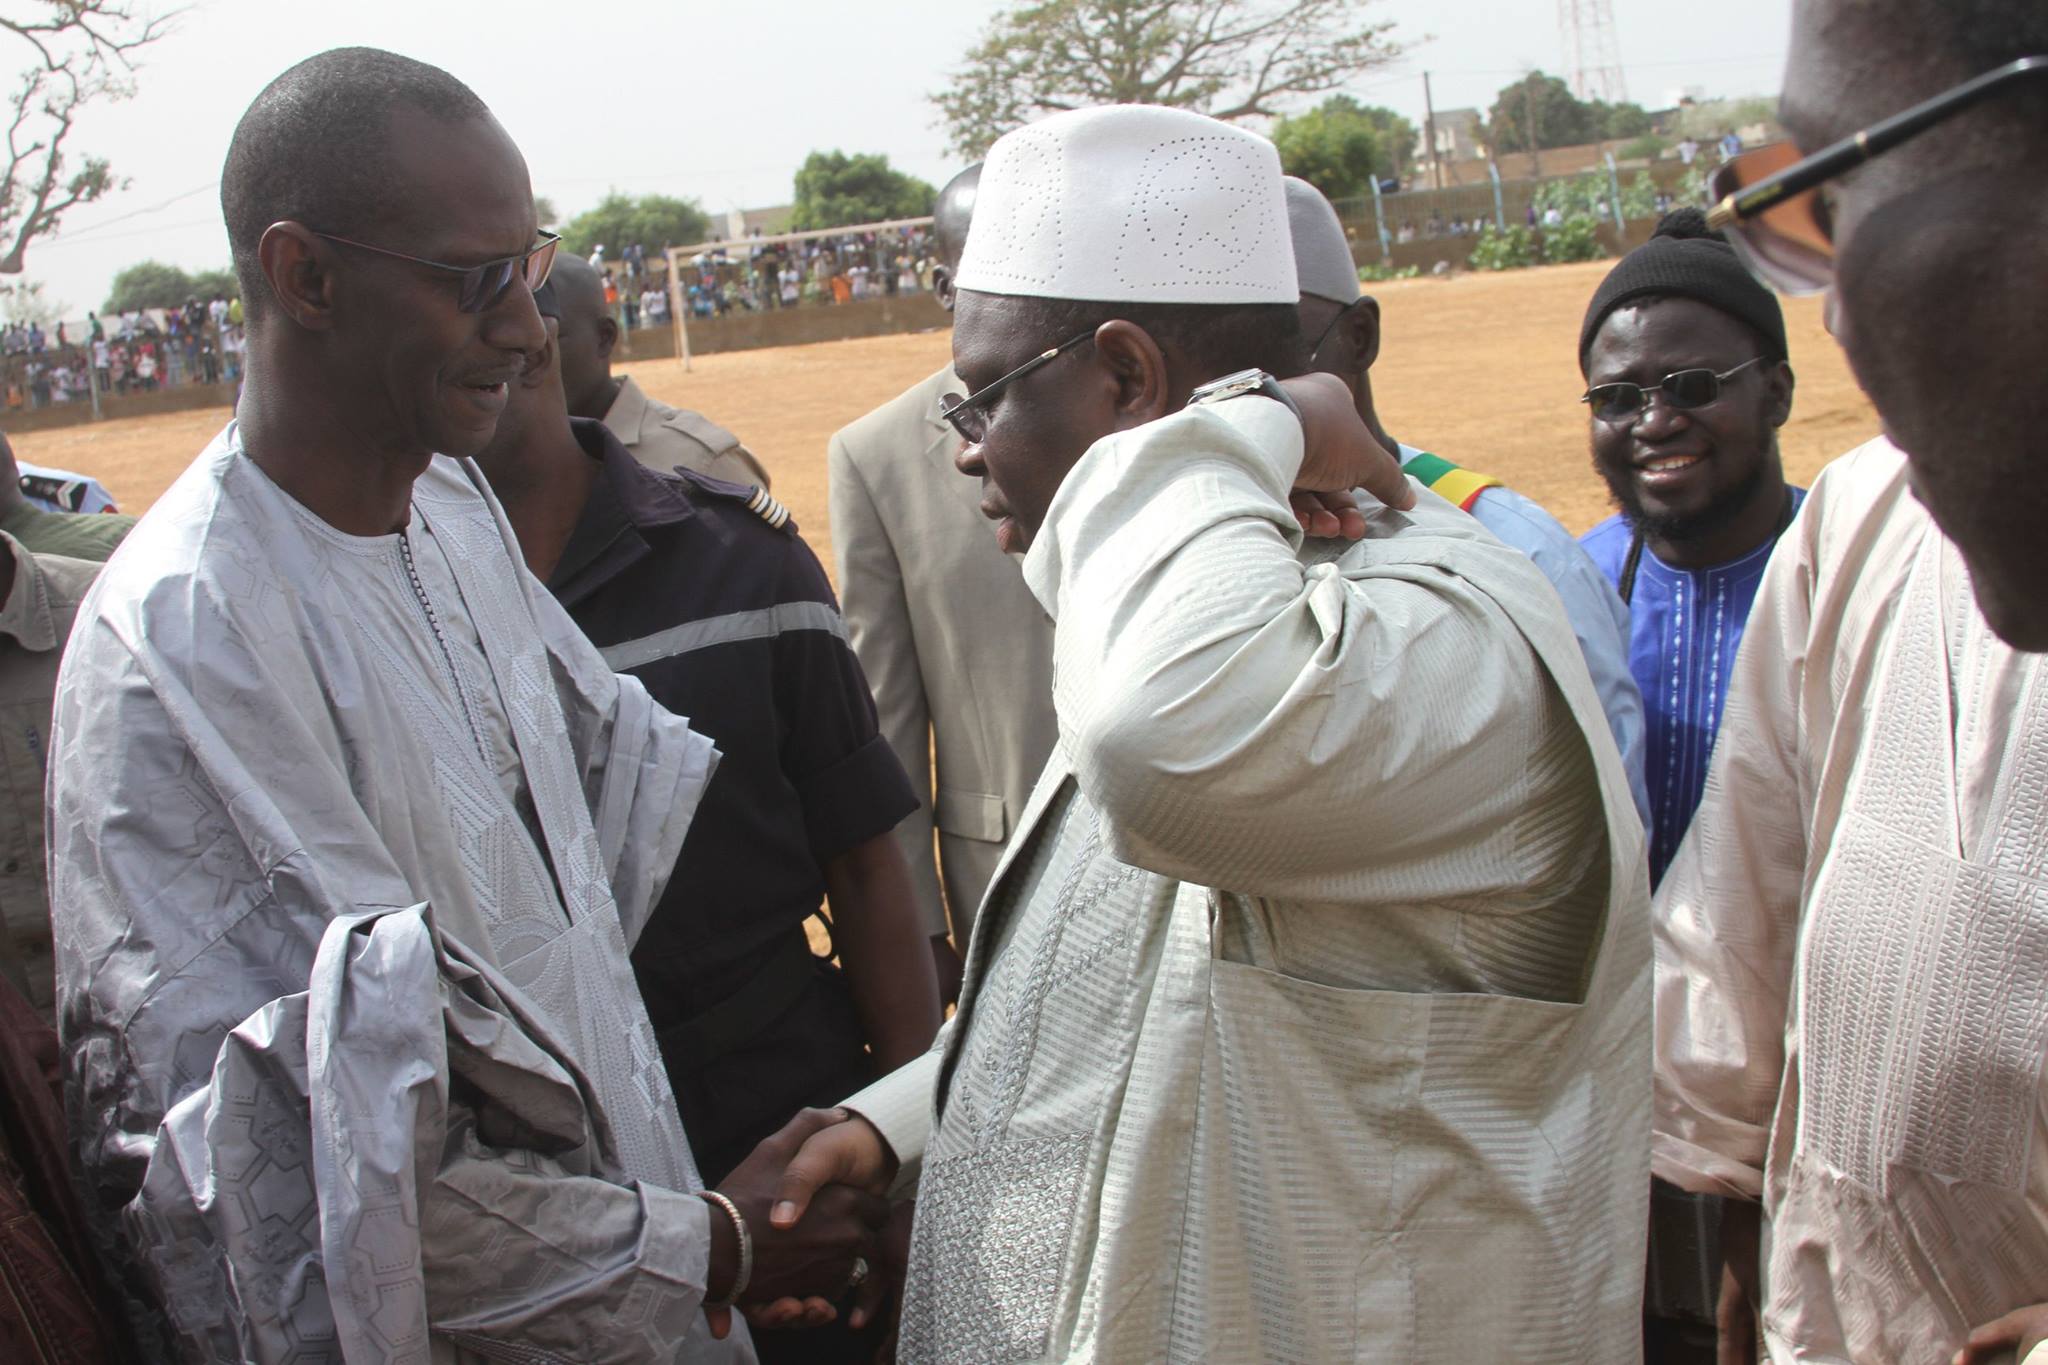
[1284,176,1362,305]
[955,104,1298,305]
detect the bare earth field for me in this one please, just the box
[12,261,1880,583]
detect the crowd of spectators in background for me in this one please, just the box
[0,296,246,412]
[592,222,939,331]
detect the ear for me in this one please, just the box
[594,314,620,362]
[1092,319,1171,431]
[1764,360,1795,429]
[1350,297,1383,373]
[257,221,337,331]
[933,265,955,312]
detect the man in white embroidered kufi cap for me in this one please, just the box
[766,104,1652,1362]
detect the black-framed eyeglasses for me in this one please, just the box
[1707,55,2047,296]
[1581,356,1771,423]
[312,228,562,313]
[938,329,1095,443]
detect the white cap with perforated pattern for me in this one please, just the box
[955,104,1299,305]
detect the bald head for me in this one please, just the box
[547,253,621,420]
[930,164,980,312]
[221,47,492,323]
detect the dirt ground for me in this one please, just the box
[10,260,1879,584]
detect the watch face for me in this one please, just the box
[1194,368,1267,403]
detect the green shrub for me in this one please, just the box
[1619,134,1667,161]
[1468,224,1536,271]
[1358,261,1421,282]
[1540,213,1607,264]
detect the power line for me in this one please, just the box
[37,181,217,246]
[30,215,221,251]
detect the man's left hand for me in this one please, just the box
[1956,1304,2048,1363]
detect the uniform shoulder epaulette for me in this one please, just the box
[672,466,795,533]
[658,406,744,457]
[1400,450,1503,513]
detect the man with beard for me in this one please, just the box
[1576,209,1798,886]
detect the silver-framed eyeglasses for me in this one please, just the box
[1580,356,1771,423]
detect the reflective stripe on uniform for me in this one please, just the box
[600,600,845,670]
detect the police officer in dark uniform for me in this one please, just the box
[471,283,943,1261]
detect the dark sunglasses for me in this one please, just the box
[1581,356,1771,423]
[313,228,562,313]
[939,329,1095,443]
[1708,55,2047,296]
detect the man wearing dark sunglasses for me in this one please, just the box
[1647,6,2048,1363]
[44,48,821,1363]
[1576,209,1799,888]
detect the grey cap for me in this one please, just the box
[1284,177,1361,305]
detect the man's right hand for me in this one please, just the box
[742,1110,902,1333]
[705,1108,892,1335]
[1278,371,1414,513]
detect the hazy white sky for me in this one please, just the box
[22,0,1795,318]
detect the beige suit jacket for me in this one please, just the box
[827,366,1057,943]
[603,373,772,489]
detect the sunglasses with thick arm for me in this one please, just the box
[312,228,561,313]
[1707,55,2047,295]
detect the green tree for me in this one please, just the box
[934,0,1402,160]
[788,152,935,231]
[1538,214,1606,264]
[104,259,198,311]
[1467,223,1535,271]
[189,267,237,300]
[559,191,711,258]
[1487,71,1595,156]
[1272,95,1414,199]
[1597,100,1653,140]
[0,3,175,275]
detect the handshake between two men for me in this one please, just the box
[698,1108,901,1344]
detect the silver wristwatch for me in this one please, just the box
[1185,368,1302,423]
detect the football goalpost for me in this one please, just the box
[662,215,935,372]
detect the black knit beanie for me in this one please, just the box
[1578,207,1788,374]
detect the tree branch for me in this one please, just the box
[0,0,174,273]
